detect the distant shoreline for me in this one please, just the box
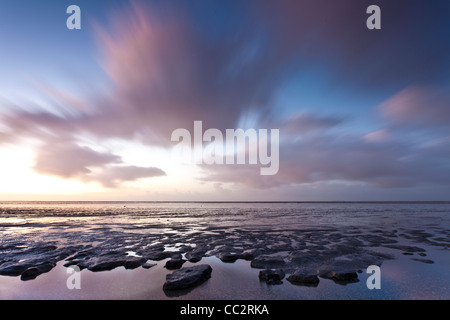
[1,200,450,204]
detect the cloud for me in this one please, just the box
[275,113,342,136]
[32,141,166,187]
[364,129,391,143]
[85,165,166,188]
[1,1,449,194]
[254,0,450,90]
[81,1,297,146]
[200,132,415,189]
[378,85,450,128]
[200,99,450,190]
[1,1,324,187]
[33,142,121,178]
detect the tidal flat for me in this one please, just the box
[0,202,449,299]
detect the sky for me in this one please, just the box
[0,0,450,201]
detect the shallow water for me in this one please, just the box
[0,202,449,300]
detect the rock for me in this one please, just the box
[165,258,187,270]
[328,244,358,255]
[251,255,285,269]
[142,251,171,261]
[384,244,426,253]
[287,270,320,286]
[21,245,58,256]
[402,252,414,255]
[329,252,390,272]
[239,250,258,261]
[53,246,85,261]
[0,262,33,277]
[411,258,434,264]
[87,260,123,272]
[163,264,212,291]
[258,269,285,285]
[137,246,171,261]
[288,251,315,264]
[20,262,55,281]
[185,247,206,263]
[417,253,427,257]
[185,253,202,263]
[124,257,147,270]
[87,256,146,272]
[217,252,240,263]
[317,267,359,284]
[142,261,157,269]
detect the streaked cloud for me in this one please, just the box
[378,86,450,128]
[0,1,449,198]
[32,141,166,187]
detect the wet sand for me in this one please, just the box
[0,202,449,299]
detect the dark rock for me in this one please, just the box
[402,252,414,255]
[287,270,320,286]
[331,252,391,271]
[251,255,285,269]
[21,245,58,256]
[87,260,123,272]
[87,256,146,272]
[417,253,427,257]
[239,250,258,261]
[53,246,86,261]
[217,252,240,263]
[165,258,187,270]
[328,244,358,255]
[20,262,56,281]
[185,253,202,263]
[288,251,315,264]
[137,246,171,261]
[258,269,285,285]
[124,257,147,270]
[163,264,212,291]
[185,247,206,263]
[142,251,171,261]
[384,244,426,253]
[343,238,364,247]
[411,258,434,264]
[317,267,359,284]
[0,262,33,276]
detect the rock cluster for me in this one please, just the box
[1,206,447,294]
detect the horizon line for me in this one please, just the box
[1,200,450,204]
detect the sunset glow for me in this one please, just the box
[1,0,449,201]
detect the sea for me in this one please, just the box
[0,201,449,300]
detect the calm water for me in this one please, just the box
[0,202,449,299]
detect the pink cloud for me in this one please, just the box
[1,2,449,193]
[364,129,391,143]
[378,86,450,127]
[33,142,121,178]
[32,141,166,187]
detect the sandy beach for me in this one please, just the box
[0,202,449,300]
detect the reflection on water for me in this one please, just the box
[0,250,449,300]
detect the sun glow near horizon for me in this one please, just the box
[0,140,232,201]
